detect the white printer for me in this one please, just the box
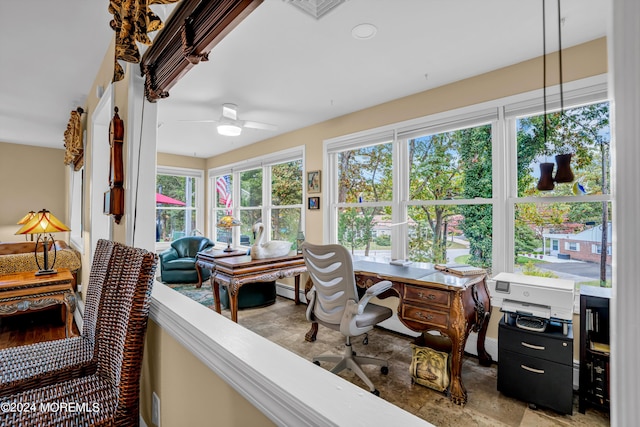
[489,272,575,335]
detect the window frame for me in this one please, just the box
[209,147,305,249]
[324,74,611,278]
[155,166,204,252]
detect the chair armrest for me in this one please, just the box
[159,247,179,263]
[357,280,392,315]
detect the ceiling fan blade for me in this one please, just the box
[222,103,238,120]
[242,120,278,131]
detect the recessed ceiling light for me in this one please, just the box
[352,23,377,40]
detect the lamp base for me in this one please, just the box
[35,269,58,276]
[223,246,234,253]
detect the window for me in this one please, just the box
[327,112,496,269]
[156,167,203,244]
[326,78,612,289]
[210,148,304,249]
[512,99,612,288]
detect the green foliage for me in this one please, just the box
[375,234,391,247]
[522,261,558,278]
[514,222,539,255]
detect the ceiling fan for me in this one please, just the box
[180,103,278,136]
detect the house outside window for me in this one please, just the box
[210,148,304,249]
[156,167,203,246]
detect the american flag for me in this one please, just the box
[216,175,232,211]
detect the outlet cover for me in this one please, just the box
[152,392,160,426]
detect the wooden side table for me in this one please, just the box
[0,268,76,337]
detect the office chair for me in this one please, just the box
[301,242,393,395]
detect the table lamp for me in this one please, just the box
[16,210,36,241]
[15,209,70,275]
[217,215,241,252]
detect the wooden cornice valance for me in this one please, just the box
[109,0,181,83]
[140,0,263,102]
[63,107,84,171]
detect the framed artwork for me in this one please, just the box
[308,197,320,210]
[307,170,321,193]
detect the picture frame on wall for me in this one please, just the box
[308,197,320,210]
[307,170,321,193]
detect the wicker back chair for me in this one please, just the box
[0,239,117,396]
[0,243,158,426]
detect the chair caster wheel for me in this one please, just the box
[381,366,389,375]
[371,389,380,396]
[313,361,320,366]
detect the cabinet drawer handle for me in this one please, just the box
[521,341,545,351]
[416,311,434,320]
[418,292,436,300]
[521,364,545,375]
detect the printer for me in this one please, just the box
[489,272,575,335]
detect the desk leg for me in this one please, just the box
[229,283,239,323]
[448,330,468,405]
[195,265,204,288]
[305,323,318,342]
[64,292,77,338]
[294,275,300,305]
[474,281,493,367]
[212,277,222,314]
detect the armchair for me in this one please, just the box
[159,236,214,283]
[301,242,393,396]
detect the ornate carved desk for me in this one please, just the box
[196,254,306,323]
[304,260,492,405]
[0,268,76,338]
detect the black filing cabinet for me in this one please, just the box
[498,316,573,415]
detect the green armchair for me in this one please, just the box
[159,236,214,284]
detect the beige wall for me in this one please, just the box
[140,321,275,427]
[0,142,69,242]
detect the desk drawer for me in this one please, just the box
[499,322,572,365]
[498,348,573,414]
[402,303,449,329]
[404,286,450,307]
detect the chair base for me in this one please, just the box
[313,340,388,393]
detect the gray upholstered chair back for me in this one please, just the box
[302,242,358,328]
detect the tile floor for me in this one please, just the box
[225,296,610,427]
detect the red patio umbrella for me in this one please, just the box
[156,193,186,206]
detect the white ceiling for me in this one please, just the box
[0,0,609,159]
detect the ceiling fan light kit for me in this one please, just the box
[217,122,242,136]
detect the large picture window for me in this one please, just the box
[210,148,304,250]
[328,116,495,268]
[326,79,611,289]
[156,167,203,243]
[513,101,612,288]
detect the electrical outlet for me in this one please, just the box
[152,392,160,426]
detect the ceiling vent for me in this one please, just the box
[284,0,347,19]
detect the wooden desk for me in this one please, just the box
[197,254,306,323]
[195,248,246,288]
[0,269,77,338]
[304,259,492,405]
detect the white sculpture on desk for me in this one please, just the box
[251,222,292,259]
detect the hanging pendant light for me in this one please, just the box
[552,0,575,183]
[537,0,555,191]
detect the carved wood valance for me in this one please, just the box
[63,107,84,171]
[140,0,263,102]
[109,0,181,83]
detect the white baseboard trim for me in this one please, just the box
[140,415,148,427]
